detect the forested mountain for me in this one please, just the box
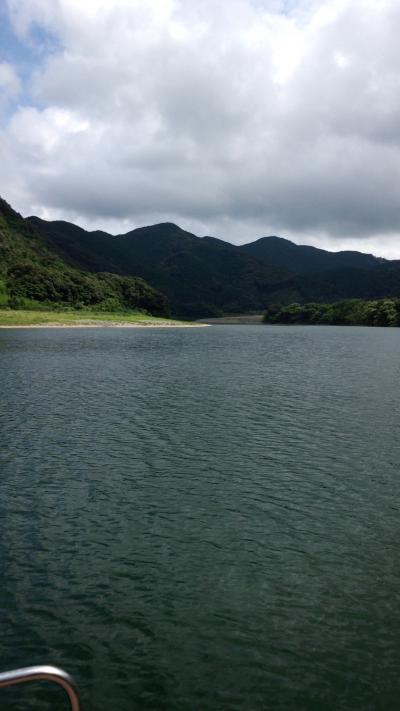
[0,198,169,315]
[29,214,400,316]
[240,235,383,273]
[2,195,400,317]
[28,218,293,317]
[289,262,400,303]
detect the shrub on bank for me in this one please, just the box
[263,298,400,326]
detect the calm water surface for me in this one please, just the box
[1,325,400,710]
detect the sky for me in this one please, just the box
[1,0,400,257]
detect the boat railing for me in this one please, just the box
[0,665,80,711]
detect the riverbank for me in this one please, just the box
[0,309,208,328]
[197,315,264,325]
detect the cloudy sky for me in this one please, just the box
[1,0,400,257]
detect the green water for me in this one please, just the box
[1,325,400,710]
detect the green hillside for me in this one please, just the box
[28,217,293,317]
[241,236,400,304]
[0,198,169,316]
[29,213,400,317]
[2,195,400,319]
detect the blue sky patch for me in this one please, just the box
[0,4,60,109]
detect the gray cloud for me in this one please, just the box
[2,0,400,257]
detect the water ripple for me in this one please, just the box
[1,325,400,710]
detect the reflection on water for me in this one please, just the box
[1,325,400,710]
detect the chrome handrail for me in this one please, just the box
[0,665,80,711]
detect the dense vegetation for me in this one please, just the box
[0,198,169,316]
[3,194,400,319]
[28,218,291,317]
[6,263,168,314]
[29,212,400,317]
[263,299,400,327]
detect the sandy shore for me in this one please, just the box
[0,319,209,329]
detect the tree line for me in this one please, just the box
[263,298,400,327]
[4,262,169,316]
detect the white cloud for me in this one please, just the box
[2,0,400,257]
[0,62,21,112]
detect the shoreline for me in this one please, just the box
[197,315,264,325]
[0,309,210,329]
[0,320,209,329]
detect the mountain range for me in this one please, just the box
[1,196,400,317]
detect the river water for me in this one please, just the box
[1,325,400,710]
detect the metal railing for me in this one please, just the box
[0,665,80,711]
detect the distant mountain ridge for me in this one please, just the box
[1,195,400,317]
[239,235,384,273]
[28,216,292,317]
[27,212,400,316]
